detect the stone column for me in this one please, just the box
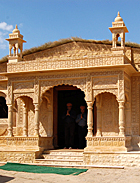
[119,101,125,136]
[125,102,131,136]
[13,46,16,56]
[87,101,93,137]
[23,104,28,137]
[15,43,19,56]
[96,95,102,136]
[9,45,12,56]
[34,103,39,137]
[7,104,13,137]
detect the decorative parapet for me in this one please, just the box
[7,55,126,73]
[85,136,132,152]
[0,136,53,151]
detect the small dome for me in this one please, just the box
[115,12,123,22]
[13,25,20,33]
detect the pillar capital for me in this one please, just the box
[87,101,94,108]
[34,103,40,110]
[118,101,125,108]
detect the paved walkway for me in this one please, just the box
[0,167,140,183]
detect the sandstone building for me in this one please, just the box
[0,12,140,167]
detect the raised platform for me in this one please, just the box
[83,151,140,167]
[1,149,140,168]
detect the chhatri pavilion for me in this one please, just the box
[0,12,140,167]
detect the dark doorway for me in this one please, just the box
[0,96,8,118]
[53,85,97,149]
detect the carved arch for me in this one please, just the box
[0,91,7,98]
[40,79,87,101]
[14,93,34,103]
[93,89,118,101]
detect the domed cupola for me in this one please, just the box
[109,12,128,54]
[6,25,26,63]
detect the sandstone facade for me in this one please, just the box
[0,12,140,167]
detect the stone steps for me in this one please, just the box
[35,149,84,166]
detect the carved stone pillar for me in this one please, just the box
[119,101,125,136]
[23,104,28,137]
[13,46,16,56]
[34,103,39,137]
[96,95,102,136]
[125,102,131,136]
[9,45,12,56]
[87,101,93,137]
[7,104,13,137]
[15,43,18,56]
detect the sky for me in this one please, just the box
[0,0,140,58]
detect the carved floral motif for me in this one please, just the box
[7,55,124,73]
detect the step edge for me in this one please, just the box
[36,159,83,162]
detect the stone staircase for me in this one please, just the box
[35,149,84,167]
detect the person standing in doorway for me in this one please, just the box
[62,103,76,149]
[76,106,87,149]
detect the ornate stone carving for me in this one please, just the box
[7,104,13,137]
[7,55,124,73]
[118,101,125,136]
[7,80,12,105]
[86,101,94,137]
[39,89,53,137]
[34,77,39,104]
[118,72,125,101]
[28,101,35,137]
[14,93,34,101]
[34,103,39,137]
[131,77,140,136]
[40,78,86,97]
[102,93,119,136]
[93,89,118,99]
[14,81,34,92]
[93,76,118,89]
[0,83,7,90]
[96,95,102,136]
[85,74,92,101]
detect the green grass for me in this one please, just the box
[0,162,88,175]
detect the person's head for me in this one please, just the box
[80,106,85,114]
[67,103,72,111]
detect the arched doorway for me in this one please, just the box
[0,96,8,118]
[53,85,87,149]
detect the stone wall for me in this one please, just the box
[83,152,140,167]
[101,93,119,136]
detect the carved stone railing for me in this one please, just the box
[85,136,132,152]
[7,55,125,73]
[0,136,53,151]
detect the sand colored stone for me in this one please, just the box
[0,12,140,167]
